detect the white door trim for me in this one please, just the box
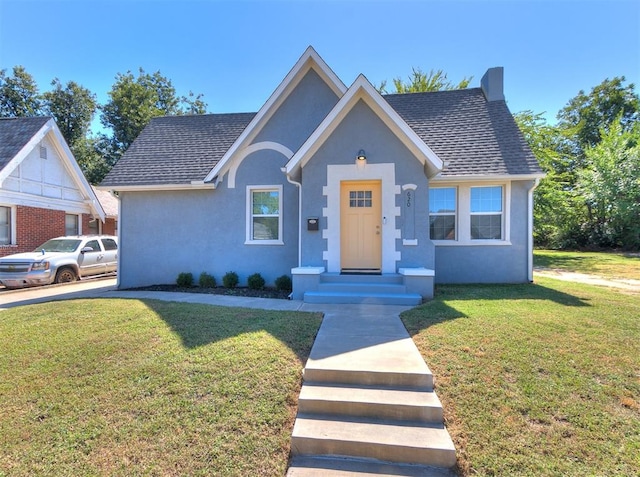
[322,163,401,273]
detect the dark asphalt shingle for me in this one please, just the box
[384,88,543,176]
[101,88,542,187]
[0,117,50,171]
[100,113,255,187]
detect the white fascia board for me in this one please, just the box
[286,74,444,177]
[0,121,50,184]
[431,173,546,183]
[204,46,347,184]
[95,183,216,192]
[46,121,106,222]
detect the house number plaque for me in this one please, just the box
[403,187,416,240]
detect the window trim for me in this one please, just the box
[65,213,81,236]
[429,187,458,241]
[0,205,15,246]
[245,185,284,245]
[470,185,504,241]
[430,182,511,246]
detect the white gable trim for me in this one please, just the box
[204,46,347,184]
[226,141,294,189]
[285,75,444,179]
[0,119,105,221]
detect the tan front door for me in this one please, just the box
[340,180,382,273]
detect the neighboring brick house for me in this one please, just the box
[0,117,106,257]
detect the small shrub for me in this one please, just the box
[247,273,265,290]
[199,272,216,288]
[275,274,292,292]
[222,271,239,289]
[176,272,193,288]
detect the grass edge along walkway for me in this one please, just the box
[0,298,322,477]
[401,277,640,476]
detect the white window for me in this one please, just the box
[429,187,457,240]
[470,186,503,240]
[246,186,283,245]
[429,182,510,245]
[65,214,80,236]
[0,206,12,245]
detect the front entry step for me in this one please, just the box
[304,290,422,306]
[291,415,457,468]
[288,455,457,477]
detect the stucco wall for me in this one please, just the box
[299,99,435,272]
[434,180,533,283]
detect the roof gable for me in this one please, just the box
[0,117,105,220]
[204,46,347,184]
[285,74,444,178]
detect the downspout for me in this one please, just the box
[281,168,302,268]
[527,178,541,282]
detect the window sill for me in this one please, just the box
[244,240,285,246]
[432,240,512,246]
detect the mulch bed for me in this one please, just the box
[129,284,291,300]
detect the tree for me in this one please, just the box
[101,68,208,154]
[515,111,589,248]
[42,79,97,148]
[378,68,472,94]
[577,118,640,249]
[0,66,42,117]
[557,77,639,155]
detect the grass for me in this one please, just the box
[0,299,322,477]
[401,277,640,476]
[534,249,640,281]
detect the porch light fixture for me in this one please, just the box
[356,149,367,161]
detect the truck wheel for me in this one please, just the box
[55,267,77,284]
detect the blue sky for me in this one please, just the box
[1,0,638,130]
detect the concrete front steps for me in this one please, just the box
[303,273,423,306]
[288,323,456,476]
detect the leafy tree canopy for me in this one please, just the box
[42,79,97,148]
[557,77,639,153]
[0,66,42,117]
[101,68,207,153]
[378,67,472,94]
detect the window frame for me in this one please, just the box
[429,187,457,241]
[429,182,511,246]
[0,205,15,246]
[65,214,80,236]
[470,185,504,241]
[245,185,284,245]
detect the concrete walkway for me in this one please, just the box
[1,280,457,474]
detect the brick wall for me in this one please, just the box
[0,206,96,258]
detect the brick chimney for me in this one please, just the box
[481,67,505,102]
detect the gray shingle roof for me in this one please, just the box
[101,88,541,187]
[100,113,255,187]
[384,88,543,177]
[0,117,50,172]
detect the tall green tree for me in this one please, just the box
[557,77,639,155]
[377,68,472,94]
[101,68,207,154]
[578,118,640,249]
[0,66,42,117]
[42,78,97,148]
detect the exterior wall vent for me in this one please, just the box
[39,146,47,159]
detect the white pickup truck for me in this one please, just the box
[0,235,118,289]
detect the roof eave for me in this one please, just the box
[431,172,546,183]
[96,182,216,192]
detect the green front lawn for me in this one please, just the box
[402,277,640,476]
[0,299,322,476]
[534,249,640,281]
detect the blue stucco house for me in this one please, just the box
[100,47,543,304]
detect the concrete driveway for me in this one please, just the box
[0,277,118,309]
